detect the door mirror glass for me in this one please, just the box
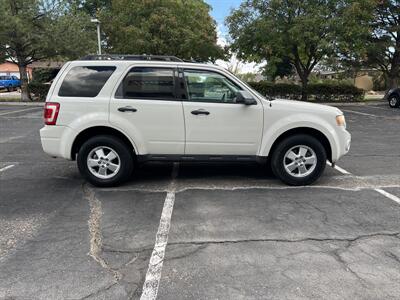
[235,90,257,105]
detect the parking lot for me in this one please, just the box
[0,102,399,299]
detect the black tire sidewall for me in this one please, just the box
[77,135,134,187]
[388,95,400,108]
[271,134,327,186]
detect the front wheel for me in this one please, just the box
[271,134,327,186]
[77,135,134,187]
[388,94,400,108]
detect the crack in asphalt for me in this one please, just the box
[79,281,118,300]
[167,232,400,247]
[329,245,368,285]
[79,168,400,299]
[98,174,400,194]
[384,251,400,265]
[83,184,155,300]
[83,184,122,282]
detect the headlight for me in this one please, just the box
[336,115,346,127]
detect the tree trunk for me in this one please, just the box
[300,77,309,101]
[388,44,400,89]
[388,75,399,89]
[17,62,31,102]
[387,61,399,89]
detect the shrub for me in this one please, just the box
[32,68,60,84]
[248,81,365,102]
[28,82,50,101]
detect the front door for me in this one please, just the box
[181,68,263,155]
[110,66,185,155]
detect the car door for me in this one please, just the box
[109,65,185,155]
[181,68,263,156]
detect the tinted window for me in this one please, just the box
[116,67,175,100]
[184,70,242,103]
[59,66,116,97]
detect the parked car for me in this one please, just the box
[385,88,400,108]
[40,55,351,187]
[0,75,21,92]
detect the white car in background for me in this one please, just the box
[40,55,351,187]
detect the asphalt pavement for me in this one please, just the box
[0,102,399,299]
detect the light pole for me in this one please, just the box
[91,18,101,55]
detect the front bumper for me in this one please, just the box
[333,128,351,162]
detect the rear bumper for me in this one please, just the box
[40,125,73,159]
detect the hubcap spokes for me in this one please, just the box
[87,146,121,179]
[284,145,317,178]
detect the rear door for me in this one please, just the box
[181,68,263,155]
[109,65,185,155]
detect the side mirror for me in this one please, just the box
[236,90,257,105]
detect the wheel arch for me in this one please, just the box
[71,126,137,160]
[267,127,332,162]
[388,88,400,97]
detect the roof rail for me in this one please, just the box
[79,54,183,62]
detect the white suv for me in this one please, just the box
[40,55,351,187]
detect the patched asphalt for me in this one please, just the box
[0,103,399,299]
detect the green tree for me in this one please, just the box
[365,0,400,89]
[264,57,294,81]
[0,0,96,101]
[227,0,370,100]
[98,0,223,61]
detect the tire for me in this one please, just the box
[388,94,400,108]
[77,135,134,187]
[7,86,12,92]
[271,134,327,186]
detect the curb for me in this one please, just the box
[0,101,44,106]
[321,101,386,107]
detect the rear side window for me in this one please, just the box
[58,66,116,97]
[115,67,175,100]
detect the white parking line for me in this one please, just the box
[374,188,400,205]
[325,162,400,205]
[342,109,377,117]
[0,107,41,116]
[0,164,15,172]
[326,161,351,175]
[141,163,179,300]
[0,135,26,143]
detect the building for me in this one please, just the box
[0,60,65,82]
[0,61,32,80]
[317,69,380,91]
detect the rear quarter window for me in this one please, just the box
[58,66,116,97]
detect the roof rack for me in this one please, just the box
[80,54,183,62]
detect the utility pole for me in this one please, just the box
[91,18,102,55]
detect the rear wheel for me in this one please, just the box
[271,134,327,186]
[77,135,134,187]
[388,94,400,108]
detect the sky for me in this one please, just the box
[205,0,262,74]
[206,0,243,38]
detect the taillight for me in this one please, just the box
[44,102,60,125]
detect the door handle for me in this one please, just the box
[191,109,210,116]
[118,106,137,112]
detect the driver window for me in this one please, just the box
[184,69,242,103]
